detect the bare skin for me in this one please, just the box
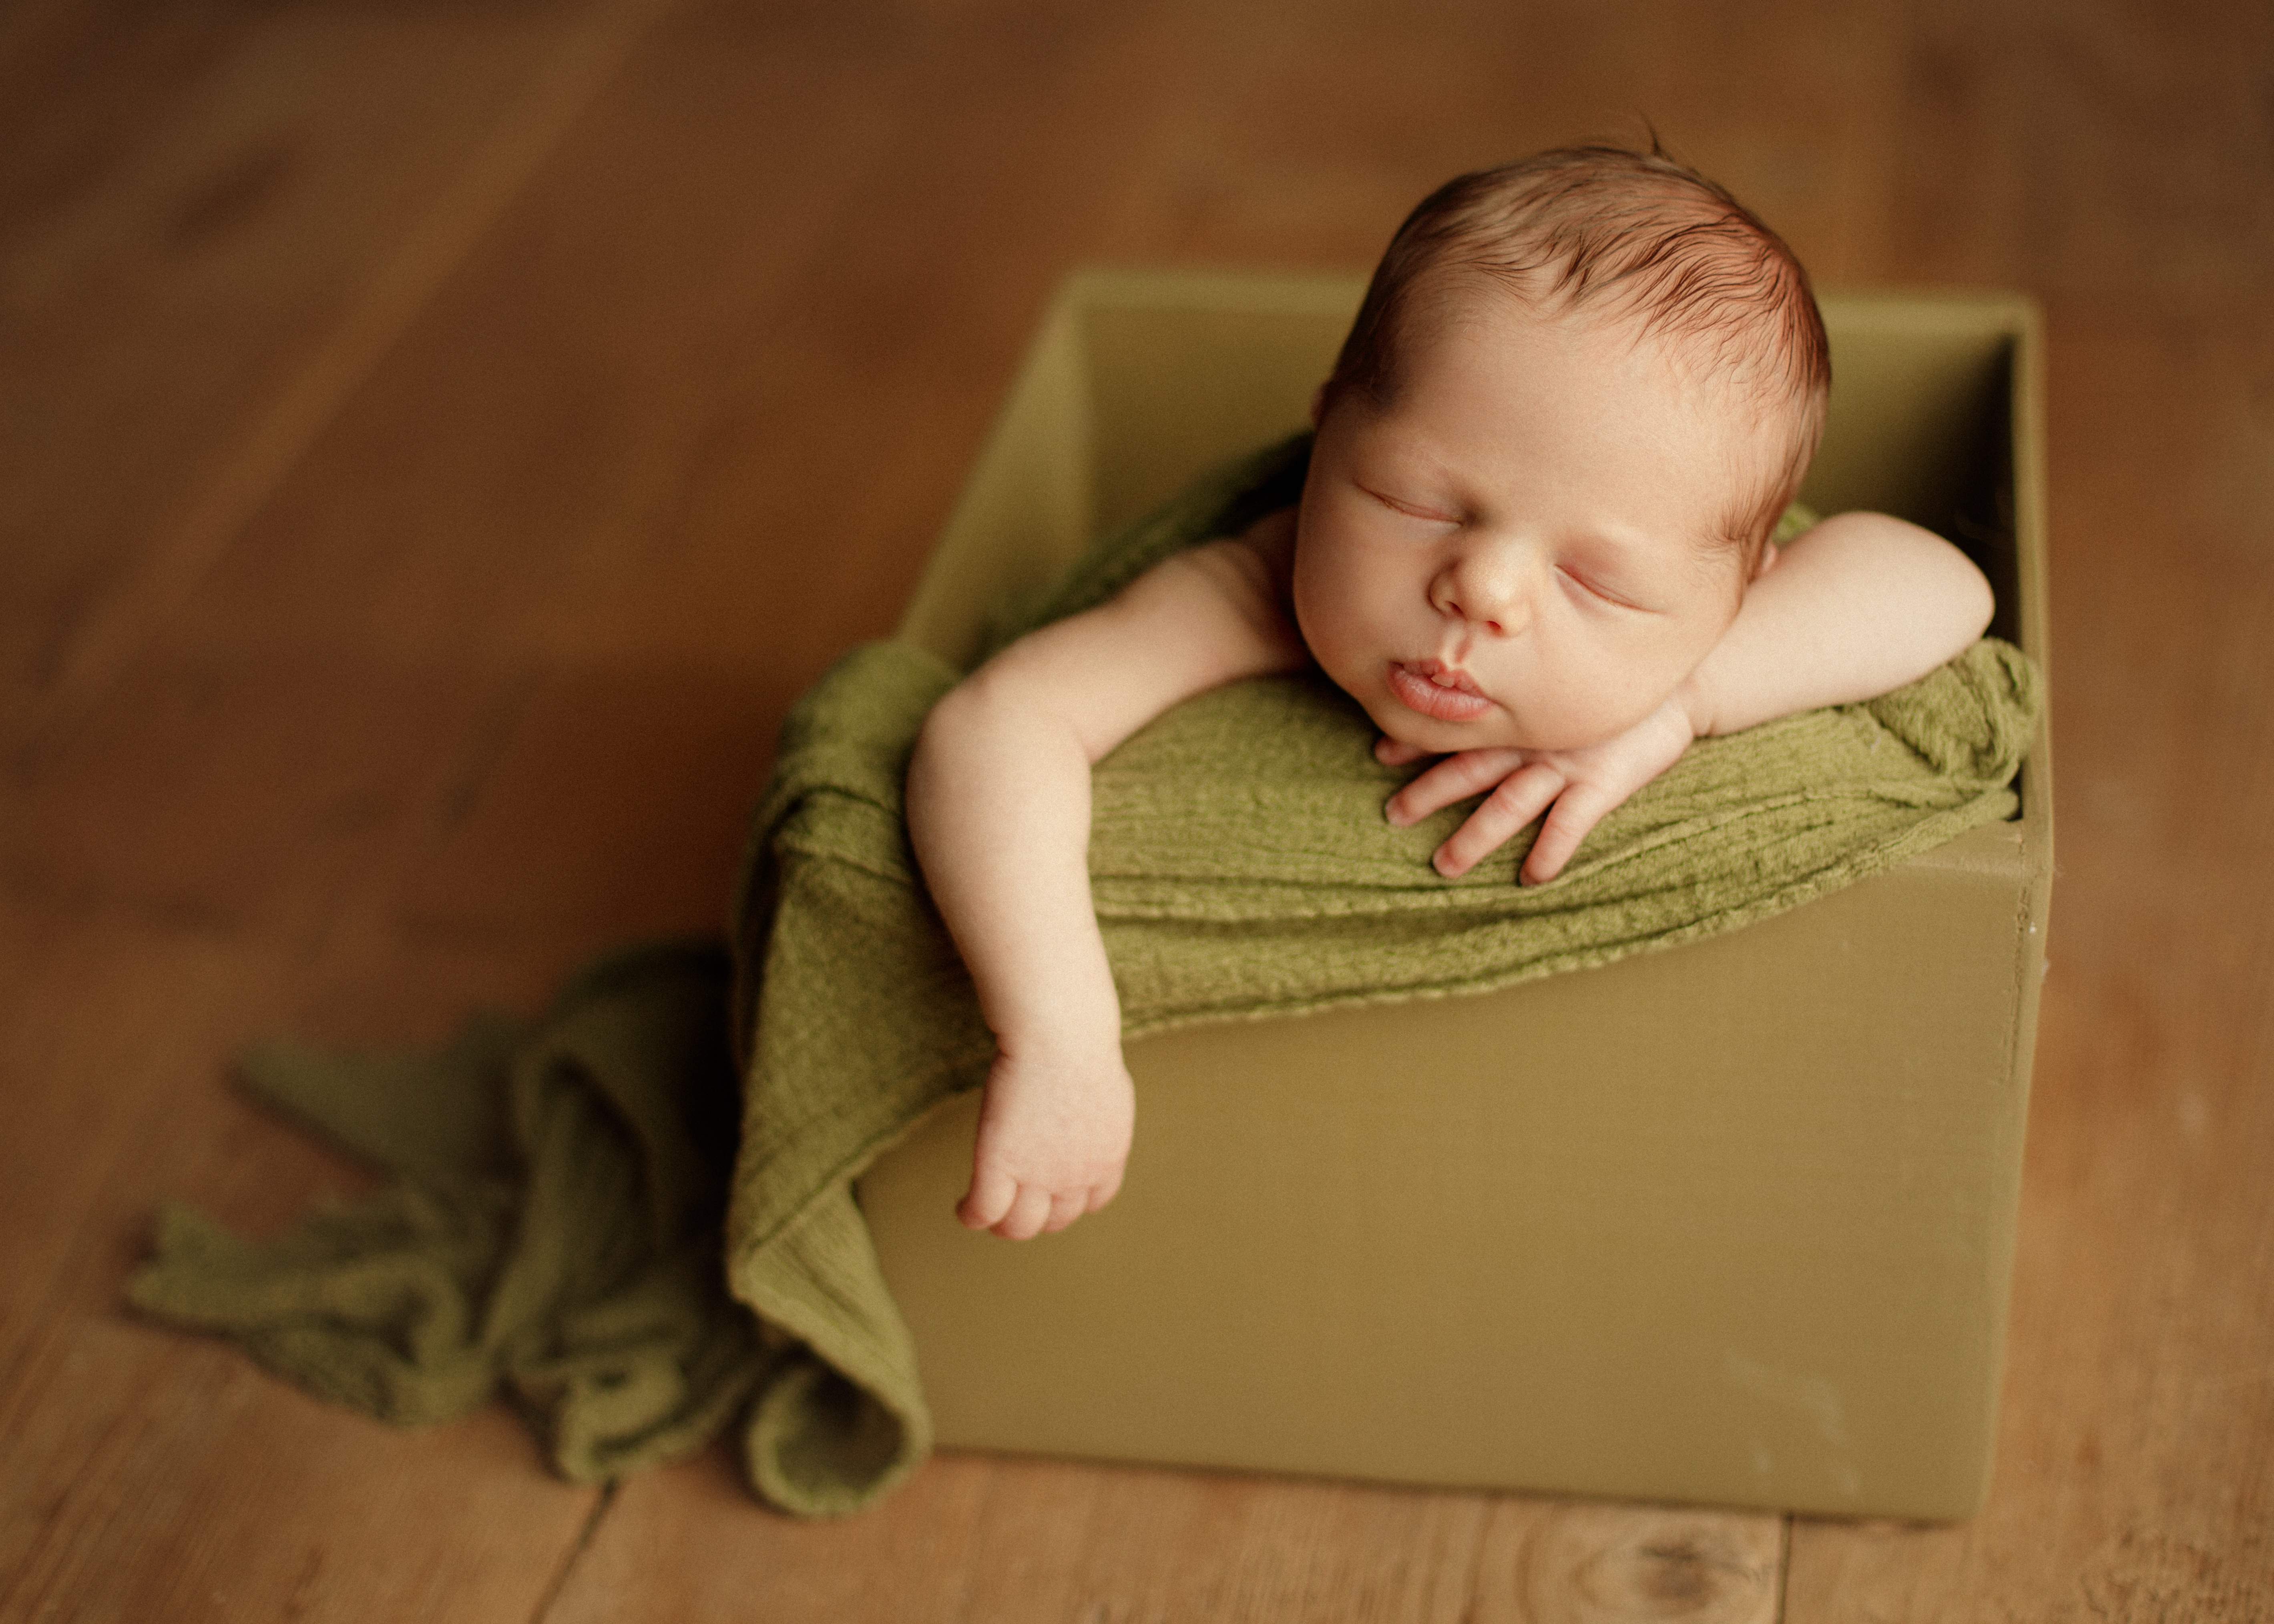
[905,295,1994,1241]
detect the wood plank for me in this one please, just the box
[4,1333,596,1624]
[0,0,675,761]
[163,0,1201,687]
[150,10,930,695]
[1106,2,1909,283]
[1779,3,2274,1610]
[0,643,610,1622]
[392,661,790,951]
[0,917,299,1395]
[0,911,603,1624]
[1782,313,2274,1619]
[155,0,1237,949]
[0,2,688,1616]
[1860,3,2274,310]
[540,1449,992,1624]
[1468,1501,1782,1624]
[0,648,512,941]
[546,1445,1779,1624]
[4,0,2269,1616]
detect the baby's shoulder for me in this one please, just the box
[1122,508,1304,669]
[1177,506,1297,604]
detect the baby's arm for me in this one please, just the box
[1394,512,1995,883]
[1675,510,1997,734]
[906,522,1306,1240]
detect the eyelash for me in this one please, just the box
[1367,487,1460,526]
[1366,484,1648,610]
[1559,566,1638,610]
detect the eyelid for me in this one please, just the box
[1558,562,1648,611]
[1360,482,1460,524]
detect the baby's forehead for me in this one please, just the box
[1403,288,1775,442]
[1401,277,1757,394]
[1348,304,1778,575]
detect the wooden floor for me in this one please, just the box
[3,0,2269,1618]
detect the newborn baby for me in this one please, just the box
[906,145,1994,1241]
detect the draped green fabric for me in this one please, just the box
[127,943,769,1483]
[723,438,2039,1513]
[129,436,2039,1518]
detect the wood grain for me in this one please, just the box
[0,0,675,760]
[1780,313,2274,1619]
[2,0,2268,1618]
[546,1447,1781,1624]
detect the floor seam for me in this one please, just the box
[527,1481,619,1624]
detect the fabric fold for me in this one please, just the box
[129,434,2040,1519]
[127,941,768,1485]
[721,439,2041,1514]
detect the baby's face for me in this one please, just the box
[1294,295,1766,754]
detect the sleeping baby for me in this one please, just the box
[905,144,1995,1241]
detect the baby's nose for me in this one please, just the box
[1434,545,1536,634]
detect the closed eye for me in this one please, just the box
[1361,483,1461,526]
[1557,564,1651,611]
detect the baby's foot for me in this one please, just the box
[958,1046,1134,1240]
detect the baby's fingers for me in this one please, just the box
[991,1183,1056,1241]
[1519,781,1619,886]
[1386,747,1528,826]
[958,1164,1017,1232]
[1374,736,1431,767]
[1433,762,1567,877]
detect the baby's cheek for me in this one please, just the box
[1290,584,1364,684]
[1314,642,1376,710]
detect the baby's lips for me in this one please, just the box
[1401,654,1472,687]
[1387,661,1495,722]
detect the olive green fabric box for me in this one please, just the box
[858,269,2052,1520]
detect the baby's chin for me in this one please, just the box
[1335,660,1654,755]
[1369,708,1529,756]
[1366,700,1631,758]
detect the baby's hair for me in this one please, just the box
[1322,143,1831,565]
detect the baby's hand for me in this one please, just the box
[1380,698,1697,885]
[959,1041,1134,1240]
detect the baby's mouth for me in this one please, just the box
[1386,660,1494,723]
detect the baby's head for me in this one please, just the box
[1293,145,1831,754]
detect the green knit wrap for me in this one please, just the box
[723,436,2038,1513]
[129,434,2041,1518]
